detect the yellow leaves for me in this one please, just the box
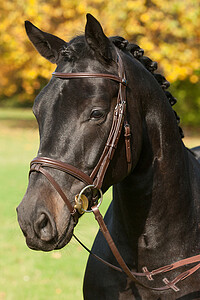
[22,81,34,95]
[33,80,41,90]
[125,20,144,36]
[25,70,38,80]
[126,1,135,10]
[190,75,199,84]
[42,3,53,14]
[0,0,199,103]
[140,13,150,23]
[4,84,17,97]
[29,0,36,5]
[138,37,154,52]
[63,9,76,19]
[77,3,87,14]
[126,0,145,12]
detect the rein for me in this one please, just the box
[29,52,200,293]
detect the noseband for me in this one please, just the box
[29,52,200,293]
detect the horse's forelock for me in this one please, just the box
[60,35,92,62]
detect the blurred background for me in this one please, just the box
[0,0,199,299]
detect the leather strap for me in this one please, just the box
[91,205,200,292]
[30,163,76,216]
[31,157,93,186]
[124,122,132,174]
[89,52,131,187]
[29,157,95,219]
[52,72,127,86]
[92,101,126,189]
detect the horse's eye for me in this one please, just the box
[90,110,104,119]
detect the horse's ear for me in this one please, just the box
[25,21,67,64]
[85,14,112,62]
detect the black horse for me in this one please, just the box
[17,14,200,299]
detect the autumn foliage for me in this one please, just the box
[0,0,199,124]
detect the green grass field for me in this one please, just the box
[0,108,199,300]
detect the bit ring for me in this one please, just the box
[77,184,103,213]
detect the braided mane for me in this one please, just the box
[109,36,184,139]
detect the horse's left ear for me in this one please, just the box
[85,14,113,62]
[25,21,67,64]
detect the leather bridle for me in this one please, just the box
[29,52,200,293]
[30,52,131,214]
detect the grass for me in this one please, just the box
[0,107,199,300]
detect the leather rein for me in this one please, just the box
[29,53,200,293]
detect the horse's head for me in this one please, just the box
[17,14,140,251]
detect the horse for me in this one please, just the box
[17,14,200,299]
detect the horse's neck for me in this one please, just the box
[112,94,199,267]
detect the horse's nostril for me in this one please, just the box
[34,212,57,242]
[39,213,48,229]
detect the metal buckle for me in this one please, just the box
[76,185,103,213]
[122,78,127,86]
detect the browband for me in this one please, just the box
[52,72,128,86]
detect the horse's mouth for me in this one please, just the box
[54,226,74,250]
[25,237,58,252]
[54,214,78,249]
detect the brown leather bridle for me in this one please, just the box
[30,53,131,214]
[29,52,200,293]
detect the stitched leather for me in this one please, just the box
[30,163,75,214]
[91,205,200,292]
[52,72,127,85]
[31,157,93,186]
[124,123,132,174]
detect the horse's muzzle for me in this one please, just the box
[16,203,71,251]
